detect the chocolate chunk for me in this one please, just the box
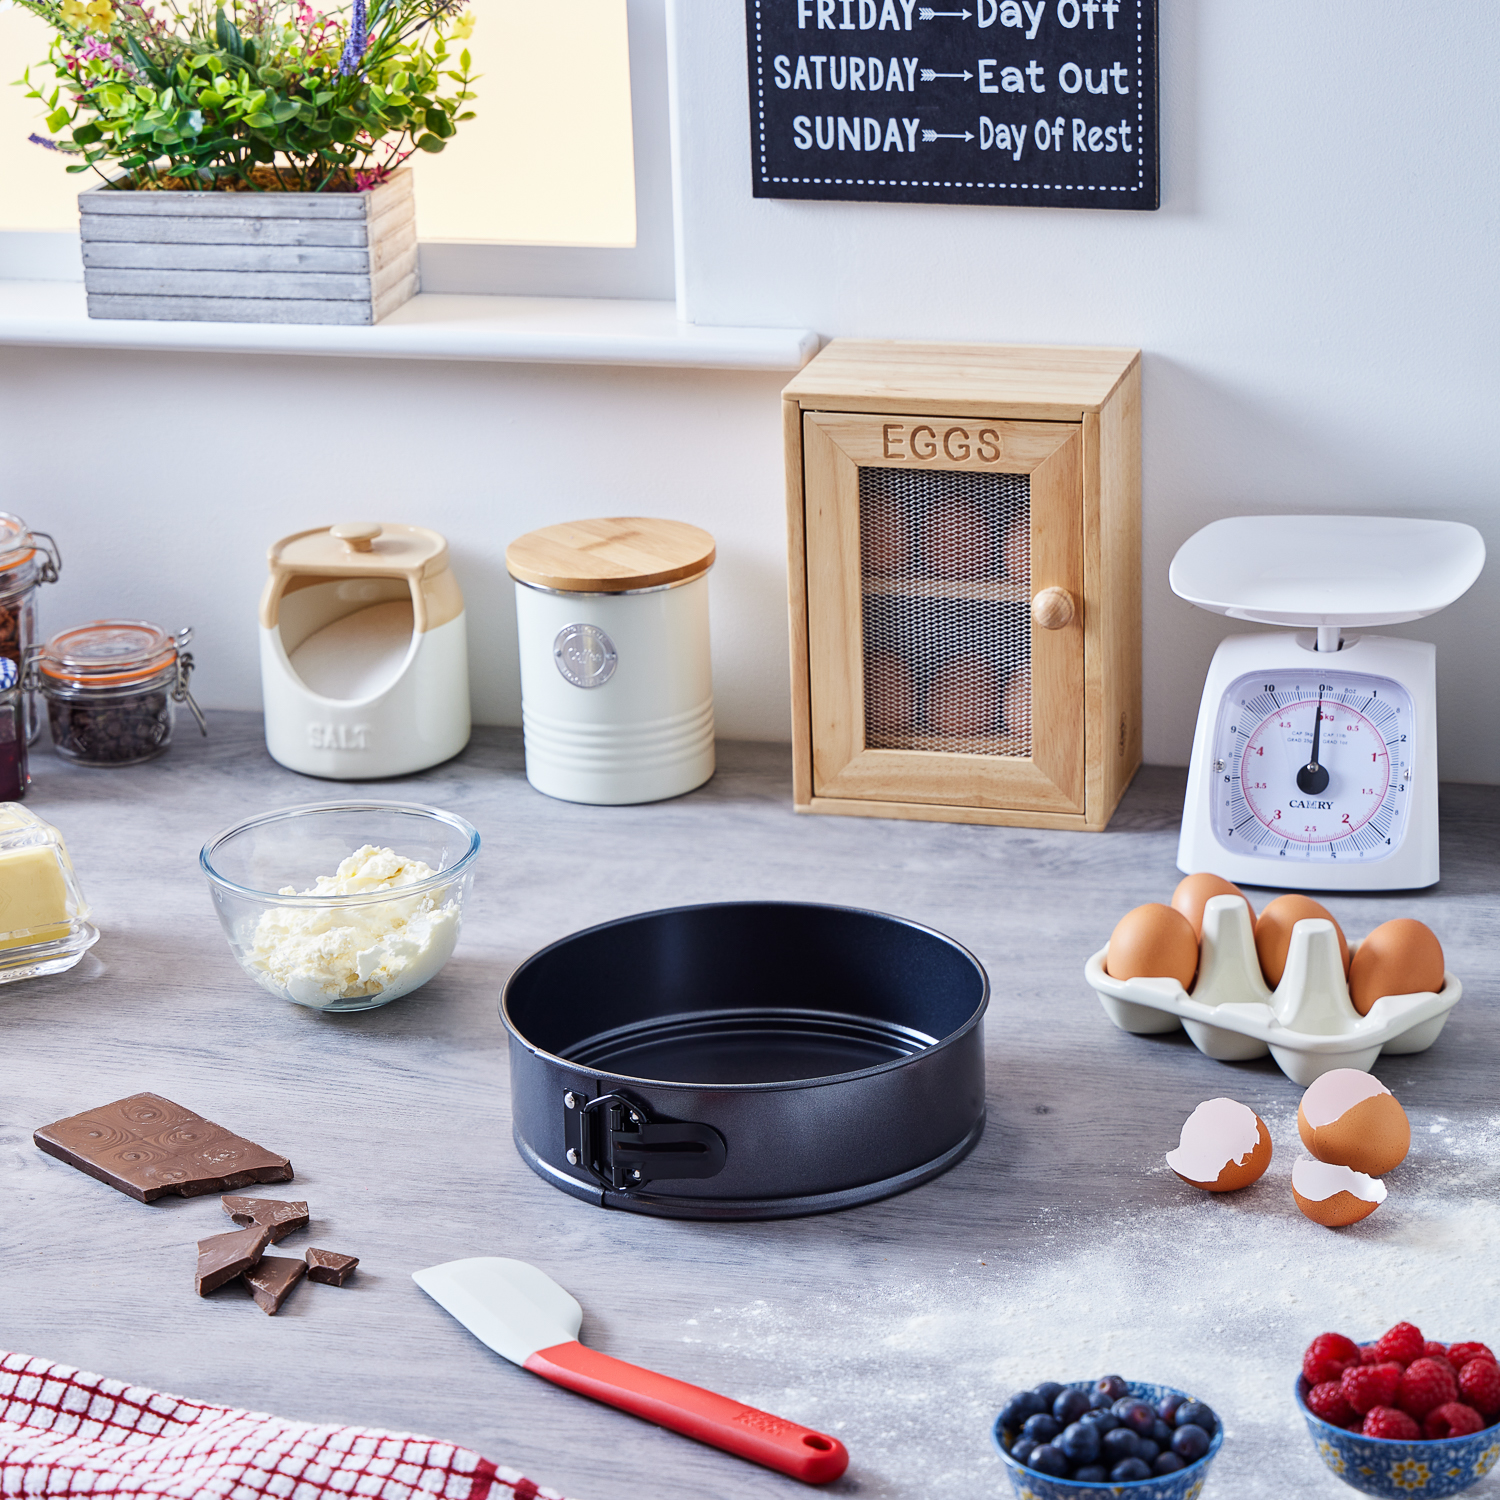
[33,1093,293,1203]
[305,1248,359,1286]
[222,1195,309,1242]
[197,1225,270,1295]
[242,1255,307,1315]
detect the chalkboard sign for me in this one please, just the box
[745,0,1157,210]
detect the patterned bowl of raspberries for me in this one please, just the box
[991,1377,1224,1499]
[1297,1323,1500,1496]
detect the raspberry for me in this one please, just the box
[1363,1406,1421,1440]
[1424,1402,1484,1440]
[1360,1345,1388,1365]
[1303,1332,1362,1385]
[1459,1357,1500,1418]
[1396,1358,1458,1421]
[1342,1362,1402,1415]
[1307,1380,1356,1426]
[1377,1322,1426,1366]
[1448,1342,1497,1371]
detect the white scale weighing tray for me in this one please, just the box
[1172,516,1484,891]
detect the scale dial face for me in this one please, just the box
[1209,668,1414,864]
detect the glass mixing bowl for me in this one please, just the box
[201,801,480,1012]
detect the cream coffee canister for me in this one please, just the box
[260,522,470,778]
[506,518,715,805]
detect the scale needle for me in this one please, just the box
[1296,695,1330,796]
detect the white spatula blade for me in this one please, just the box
[413,1256,583,1365]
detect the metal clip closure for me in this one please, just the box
[567,1091,727,1193]
[171,628,207,737]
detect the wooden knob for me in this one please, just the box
[331,522,381,554]
[1031,587,1076,631]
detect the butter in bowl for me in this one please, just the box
[200,801,479,1011]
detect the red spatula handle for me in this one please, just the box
[523,1339,848,1484]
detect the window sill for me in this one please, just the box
[0,281,819,371]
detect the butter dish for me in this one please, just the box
[0,803,98,982]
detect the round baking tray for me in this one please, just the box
[501,901,988,1220]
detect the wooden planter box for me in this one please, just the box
[78,168,417,325]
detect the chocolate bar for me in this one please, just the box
[243,1255,307,1315]
[34,1093,292,1203]
[305,1248,359,1286]
[196,1226,270,1295]
[222,1195,309,1242]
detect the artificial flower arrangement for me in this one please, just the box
[13,0,477,191]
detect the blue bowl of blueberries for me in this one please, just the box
[992,1376,1224,1499]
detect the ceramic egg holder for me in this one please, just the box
[1085,895,1461,1085]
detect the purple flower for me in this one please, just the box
[28,133,60,150]
[337,0,367,75]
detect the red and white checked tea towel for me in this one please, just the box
[0,1351,566,1500]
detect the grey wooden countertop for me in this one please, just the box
[3,717,1497,1500]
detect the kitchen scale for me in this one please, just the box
[1173,516,1484,891]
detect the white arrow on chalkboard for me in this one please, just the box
[920,68,974,81]
[921,129,976,141]
[917,7,972,18]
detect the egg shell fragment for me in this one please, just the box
[1348,919,1445,1017]
[1291,1156,1386,1227]
[1297,1069,1411,1176]
[1166,1098,1272,1192]
[1256,895,1349,986]
[1104,903,1199,990]
[1171,873,1257,939]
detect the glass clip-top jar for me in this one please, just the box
[29,620,207,767]
[0,511,62,742]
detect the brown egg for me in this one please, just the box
[1297,1068,1410,1176]
[1001,670,1031,744]
[1291,1156,1386,1227]
[923,499,996,580]
[1348,919,1445,1016]
[864,651,916,737]
[1104,903,1199,989]
[925,655,1003,736]
[1001,513,1031,583]
[861,498,911,577]
[1255,895,1349,986]
[1166,1098,1272,1192]
[1171,873,1257,939]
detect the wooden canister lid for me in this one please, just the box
[506,518,716,593]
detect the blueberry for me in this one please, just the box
[1029,1444,1071,1478]
[1154,1452,1186,1475]
[1053,1389,1091,1426]
[1150,1418,1174,1447]
[1101,1426,1139,1462]
[1175,1401,1217,1436]
[1009,1437,1036,1464]
[1110,1457,1152,1482]
[1114,1398,1158,1435]
[1094,1374,1130,1401]
[1021,1413,1061,1444]
[1157,1392,1185,1423]
[1032,1382,1066,1408]
[1073,1466,1108,1482]
[1082,1409,1120,1433]
[1059,1421,1101,1464]
[1171,1423,1212,1462]
[999,1391,1045,1428]
[1133,1438,1159,1465]
[1087,1388,1115,1410]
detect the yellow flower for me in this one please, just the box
[83,0,113,29]
[1317,1439,1347,1476]
[1389,1457,1431,1491]
[1478,1444,1500,1477]
[59,0,88,23]
[448,10,474,38]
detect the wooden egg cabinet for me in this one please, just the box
[783,340,1141,829]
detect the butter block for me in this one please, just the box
[0,844,71,948]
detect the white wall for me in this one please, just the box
[670,1,1500,782]
[3,1,1499,780]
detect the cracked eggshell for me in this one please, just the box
[1104,903,1199,989]
[1297,1069,1411,1176]
[1171,873,1257,939]
[1292,1156,1386,1227]
[1256,895,1349,986]
[1166,1098,1272,1192]
[1348,919,1445,1017]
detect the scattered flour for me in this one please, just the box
[677,1104,1500,1499]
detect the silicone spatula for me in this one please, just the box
[412,1256,848,1485]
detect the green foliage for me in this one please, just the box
[13,0,478,191]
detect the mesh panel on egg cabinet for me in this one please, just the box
[859,466,1033,758]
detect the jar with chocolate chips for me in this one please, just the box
[0,512,62,741]
[32,621,206,766]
